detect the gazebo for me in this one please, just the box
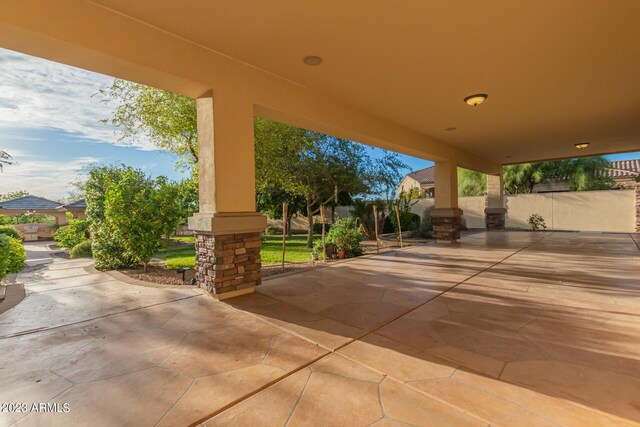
[0,195,68,225]
[63,199,87,220]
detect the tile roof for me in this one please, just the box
[604,159,640,178]
[64,199,87,209]
[406,166,435,184]
[0,195,63,210]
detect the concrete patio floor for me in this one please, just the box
[1,232,639,426]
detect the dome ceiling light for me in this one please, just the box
[464,93,488,107]
[574,142,590,149]
[303,56,323,66]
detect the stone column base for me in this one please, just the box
[485,207,507,231]
[635,184,640,232]
[430,208,463,243]
[189,212,267,299]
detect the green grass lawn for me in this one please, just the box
[156,235,318,269]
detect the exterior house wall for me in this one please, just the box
[409,190,635,232]
[397,176,421,195]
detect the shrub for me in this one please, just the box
[390,211,420,233]
[350,199,385,240]
[265,225,279,236]
[86,165,182,272]
[0,224,21,240]
[410,208,434,239]
[313,222,332,235]
[324,217,363,258]
[69,239,93,259]
[0,235,26,279]
[528,213,547,231]
[54,219,89,250]
[382,215,394,234]
[460,215,468,231]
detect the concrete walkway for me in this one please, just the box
[1,232,639,426]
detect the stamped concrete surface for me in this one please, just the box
[1,233,639,426]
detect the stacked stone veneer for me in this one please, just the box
[485,211,506,230]
[195,232,262,295]
[432,216,461,241]
[636,184,640,232]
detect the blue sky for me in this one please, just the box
[0,47,637,200]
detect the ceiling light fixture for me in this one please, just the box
[464,94,488,107]
[303,56,322,66]
[574,142,590,149]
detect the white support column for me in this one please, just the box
[188,91,267,299]
[485,171,506,230]
[431,161,463,243]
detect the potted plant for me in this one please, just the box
[328,218,363,259]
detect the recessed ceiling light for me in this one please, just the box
[464,93,488,107]
[303,56,322,66]
[445,127,457,131]
[574,142,589,149]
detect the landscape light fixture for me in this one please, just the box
[574,142,590,149]
[303,56,322,66]
[464,94,488,107]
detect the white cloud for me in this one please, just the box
[0,48,156,150]
[0,155,98,201]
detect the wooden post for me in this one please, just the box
[320,204,327,263]
[282,202,288,272]
[394,205,403,248]
[373,205,380,253]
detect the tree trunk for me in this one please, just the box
[331,205,335,223]
[287,214,293,237]
[143,261,148,273]
[306,200,314,248]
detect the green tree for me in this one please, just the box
[0,190,29,201]
[0,150,11,171]
[99,80,198,171]
[104,169,181,272]
[503,157,612,194]
[101,83,406,248]
[54,219,90,250]
[454,157,614,196]
[86,165,139,270]
[255,120,407,247]
[458,168,486,196]
[86,165,182,272]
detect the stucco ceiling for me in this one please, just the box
[34,1,640,163]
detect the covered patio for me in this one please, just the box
[2,2,640,425]
[1,231,639,426]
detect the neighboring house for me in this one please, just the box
[606,159,640,188]
[397,166,435,197]
[533,158,640,193]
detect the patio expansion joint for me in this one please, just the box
[282,367,313,427]
[197,233,553,426]
[0,293,203,340]
[27,278,121,294]
[154,376,196,427]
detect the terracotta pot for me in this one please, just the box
[337,249,346,259]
